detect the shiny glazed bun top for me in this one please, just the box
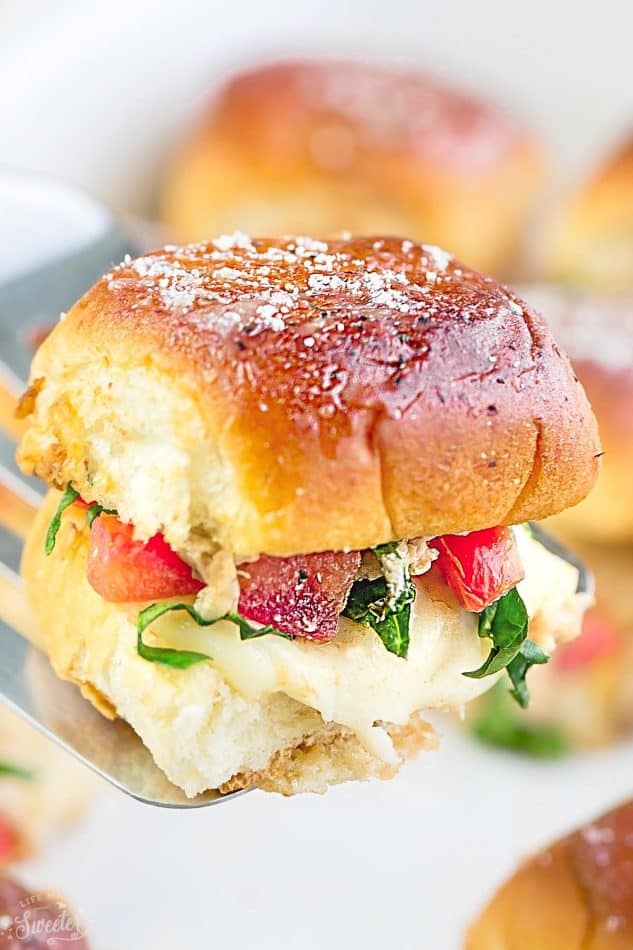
[204,59,520,166]
[17,234,599,557]
[161,60,544,274]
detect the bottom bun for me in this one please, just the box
[219,717,437,796]
[467,799,633,949]
[22,493,585,797]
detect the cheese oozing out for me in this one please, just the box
[145,529,585,763]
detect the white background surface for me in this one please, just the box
[21,726,633,950]
[1,0,632,214]
[0,3,632,948]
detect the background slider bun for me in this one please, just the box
[547,133,633,291]
[468,798,633,949]
[519,285,633,544]
[161,60,544,276]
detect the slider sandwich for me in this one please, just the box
[16,235,600,796]
[468,798,633,949]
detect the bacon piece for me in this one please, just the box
[237,551,361,640]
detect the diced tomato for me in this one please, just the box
[429,526,524,612]
[0,816,16,863]
[86,514,204,602]
[554,610,621,672]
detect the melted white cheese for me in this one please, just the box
[148,530,582,764]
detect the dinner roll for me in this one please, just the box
[467,799,633,949]
[161,60,544,275]
[21,494,584,796]
[0,707,93,861]
[16,235,600,560]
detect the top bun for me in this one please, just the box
[161,59,544,275]
[547,133,633,290]
[17,235,599,557]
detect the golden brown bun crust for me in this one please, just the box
[161,60,544,275]
[17,236,600,556]
[218,716,437,796]
[520,286,633,542]
[548,134,633,290]
[468,799,633,949]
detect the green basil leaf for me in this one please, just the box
[0,760,35,781]
[44,484,117,553]
[226,612,293,641]
[342,576,413,659]
[343,576,390,621]
[45,484,80,554]
[463,587,548,708]
[136,602,291,669]
[507,639,548,709]
[137,602,213,669]
[372,601,411,658]
[471,684,567,758]
[464,588,529,679]
[373,541,400,556]
[85,503,116,529]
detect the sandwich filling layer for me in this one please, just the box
[35,493,586,788]
[147,526,583,763]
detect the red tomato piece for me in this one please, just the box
[554,610,621,672]
[86,514,204,602]
[429,526,524,612]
